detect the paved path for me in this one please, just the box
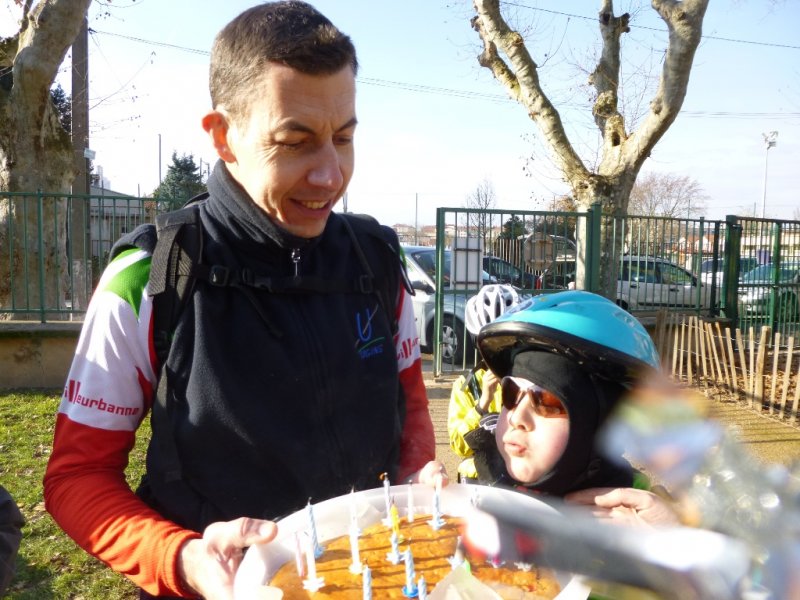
[421,360,800,479]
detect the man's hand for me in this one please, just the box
[178,517,278,599]
[564,487,680,527]
[413,460,450,488]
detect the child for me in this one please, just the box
[448,285,520,482]
[476,290,678,526]
[0,484,23,595]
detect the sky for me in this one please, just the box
[3,0,799,226]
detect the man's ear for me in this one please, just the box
[202,110,236,163]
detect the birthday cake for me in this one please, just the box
[269,514,561,599]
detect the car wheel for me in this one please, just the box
[615,299,630,312]
[429,315,471,365]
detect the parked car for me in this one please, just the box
[699,257,759,286]
[738,262,800,320]
[617,255,711,310]
[537,255,711,311]
[402,246,473,363]
[403,246,495,287]
[482,256,536,289]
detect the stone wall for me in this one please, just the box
[0,323,81,390]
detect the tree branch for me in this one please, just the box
[624,0,709,170]
[472,0,589,186]
[590,0,630,160]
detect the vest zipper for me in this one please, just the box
[291,248,301,276]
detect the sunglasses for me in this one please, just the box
[500,376,567,418]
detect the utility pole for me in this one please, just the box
[760,131,778,219]
[70,18,90,311]
[415,193,419,245]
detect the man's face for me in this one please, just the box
[225,64,356,238]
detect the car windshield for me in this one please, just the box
[408,248,492,285]
[741,264,800,283]
[703,258,757,275]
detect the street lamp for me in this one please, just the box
[760,131,778,219]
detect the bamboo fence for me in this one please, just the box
[654,310,800,425]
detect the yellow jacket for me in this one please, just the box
[447,368,503,480]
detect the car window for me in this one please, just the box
[410,250,436,279]
[621,259,657,283]
[659,263,693,285]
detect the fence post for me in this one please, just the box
[586,202,602,293]
[722,215,742,322]
[768,222,783,331]
[37,189,46,323]
[433,207,446,377]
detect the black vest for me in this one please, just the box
[135,164,406,531]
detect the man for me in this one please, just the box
[44,3,436,598]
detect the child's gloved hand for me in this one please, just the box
[478,370,500,413]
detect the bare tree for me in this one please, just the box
[471,0,709,293]
[629,172,708,218]
[464,177,497,250]
[0,0,92,315]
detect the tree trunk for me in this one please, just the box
[0,0,93,317]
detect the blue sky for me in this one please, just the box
[4,1,799,225]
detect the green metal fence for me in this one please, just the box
[1,191,157,322]
[429,206,800,374]
[2,193,799,375]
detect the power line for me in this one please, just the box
[499,1,800,51]
[90,29,800,120]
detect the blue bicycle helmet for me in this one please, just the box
[477,290,660,382]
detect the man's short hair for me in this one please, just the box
[210,1,358,124]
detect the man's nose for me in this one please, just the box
[307,142,345,190]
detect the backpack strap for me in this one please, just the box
[338,212,410,336]
[149,203,204,369]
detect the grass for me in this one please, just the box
[0,391,150,599]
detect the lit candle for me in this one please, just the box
[349,519,363,574]
[306,499,323,558]
[350,486,358,527]
[402,548,418,597]
[302,531,325,592]
[381,472,392,521]
[386,529,401,564]
[407,480,415,523]
[390,499,401,540]
[362,564,372,600]
[428,475,444,531]
[293,531,306,577]
[418,575,427,600]
[448,536,465,570]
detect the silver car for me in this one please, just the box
[537,255,711,311]
[738,262,800,320]
[402,246,484,364]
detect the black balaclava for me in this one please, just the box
[503,349,634,496]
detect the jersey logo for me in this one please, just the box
[355,306,385,360]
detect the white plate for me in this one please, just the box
[233,483,588,599]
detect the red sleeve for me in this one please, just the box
[394,285,436,481]
[397,357,436,481]
[43,414,200,597]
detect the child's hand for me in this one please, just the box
[414,460,450,488]
[479,370,500,412]
[564,487,680,527]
